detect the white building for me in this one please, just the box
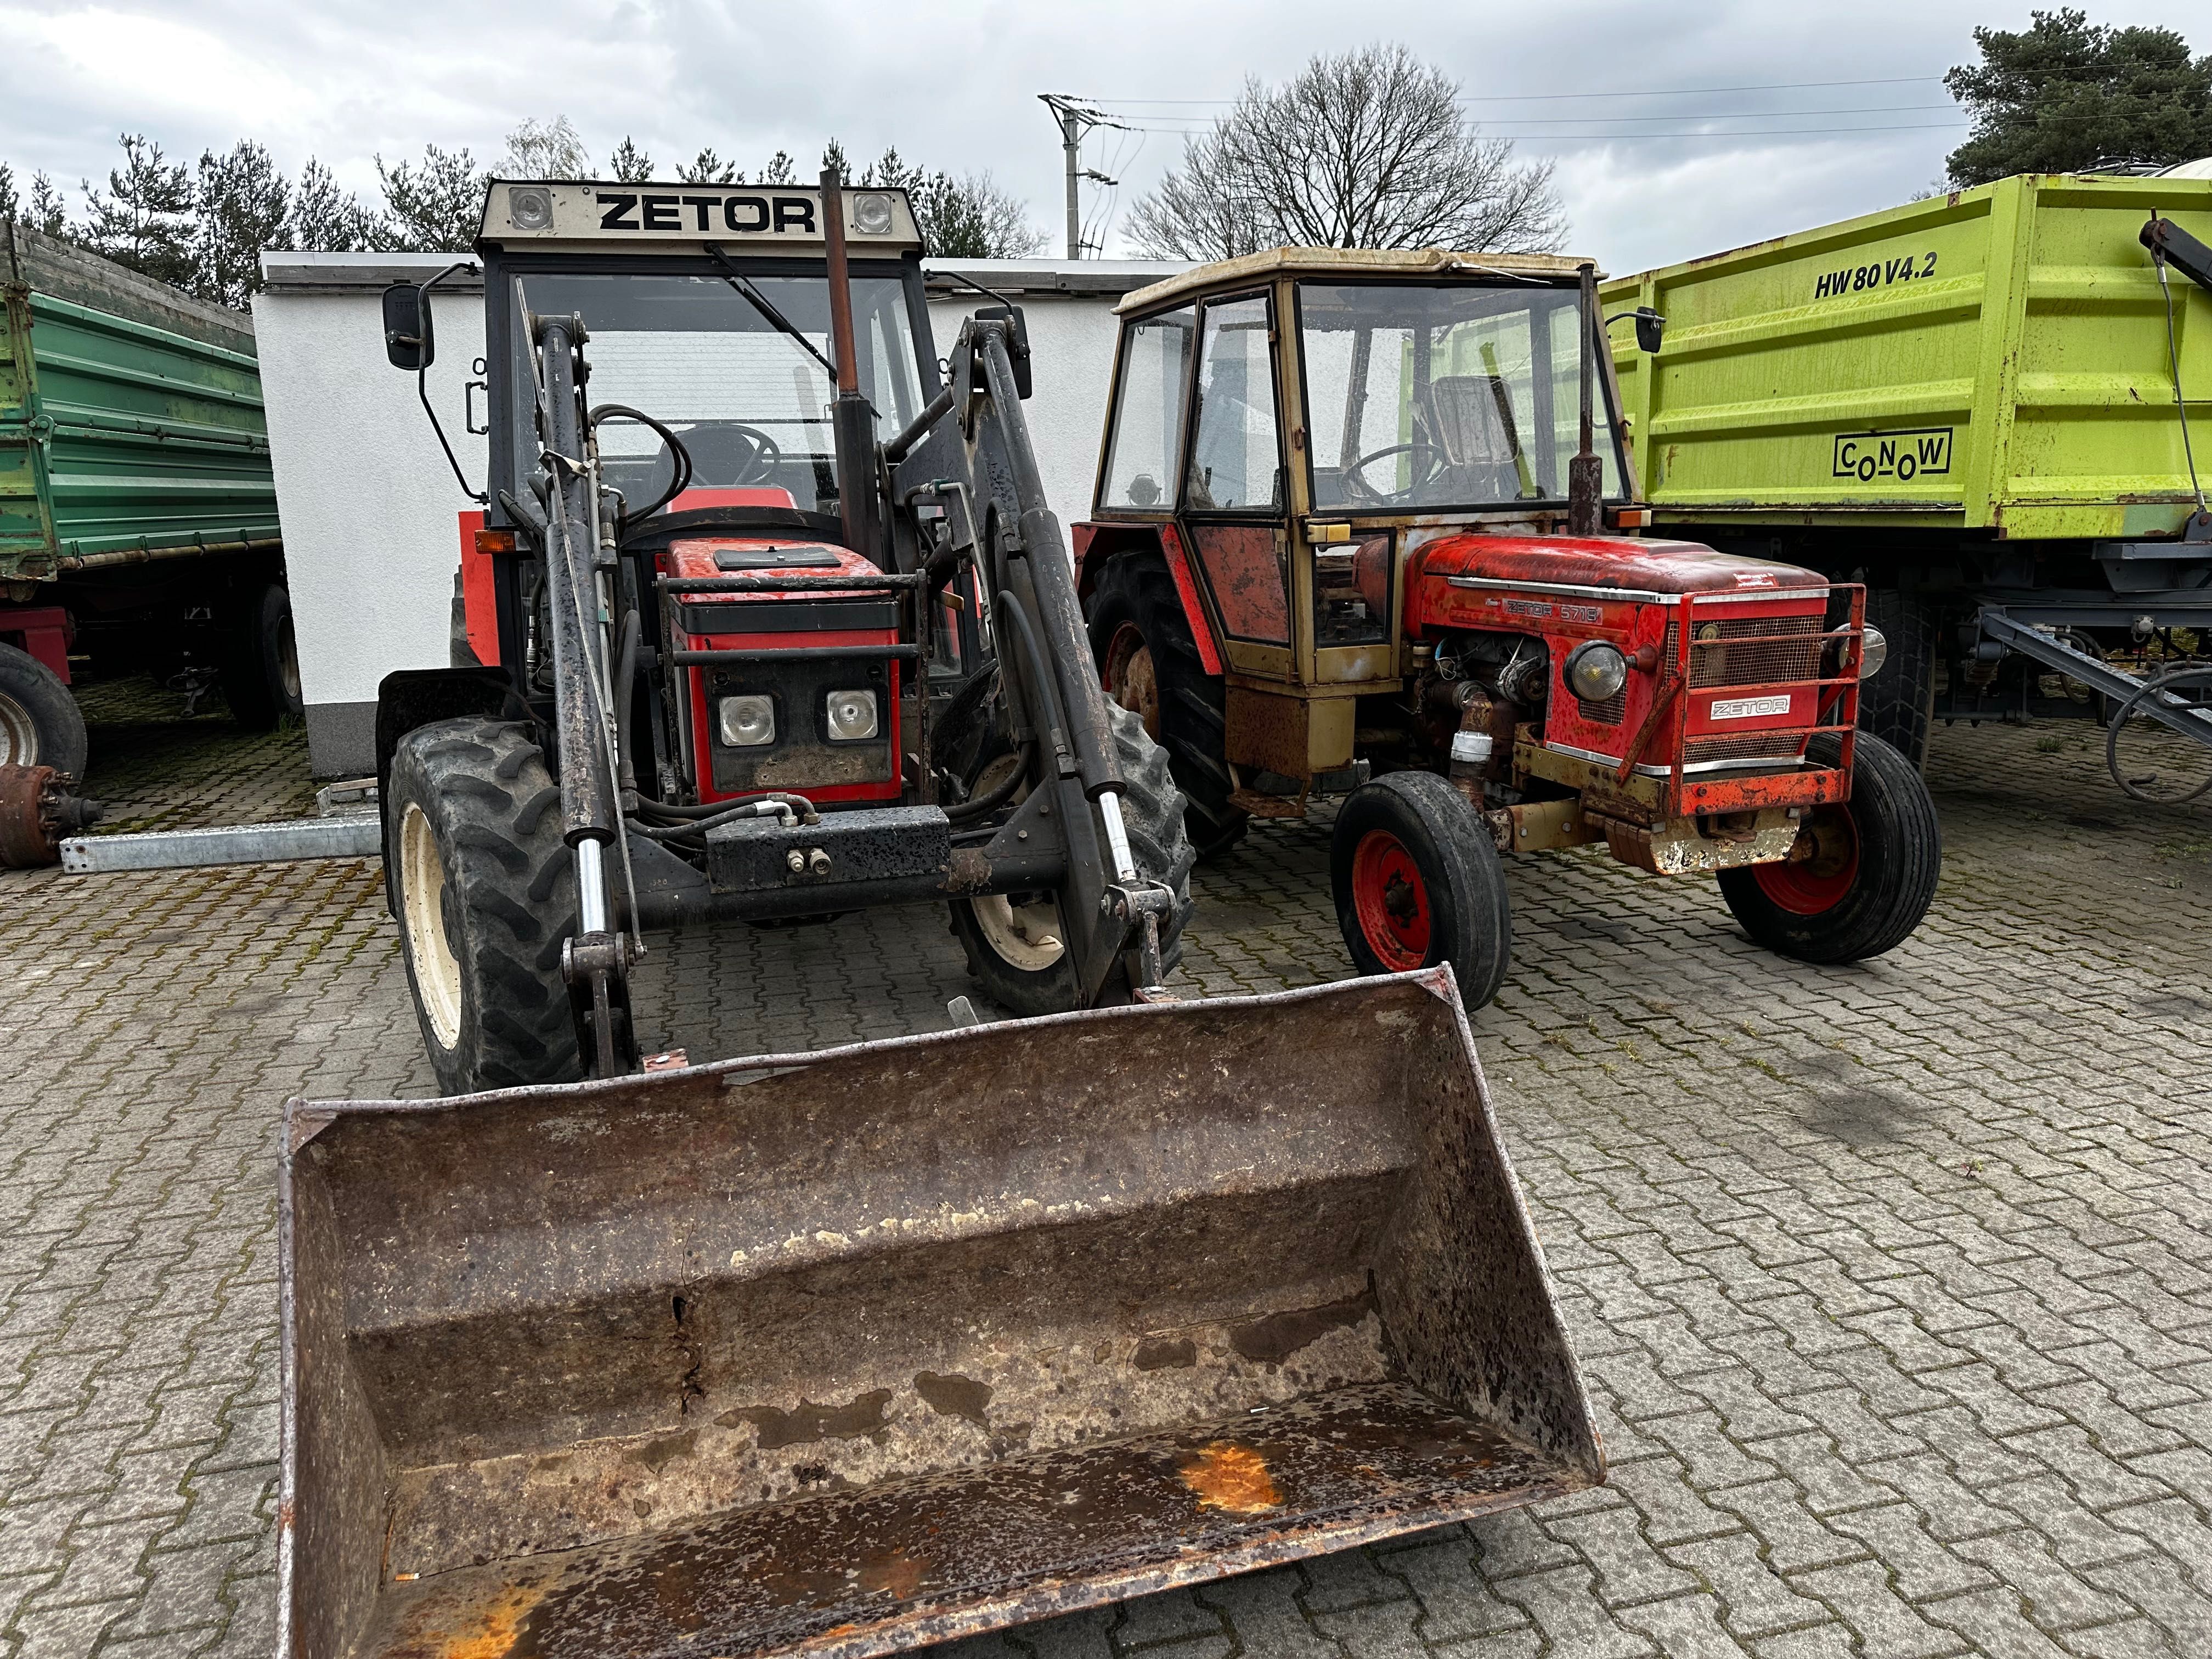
[255,253,1186,778]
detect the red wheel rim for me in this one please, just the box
[1753,806,1860,915]
[1351,830,1432,970]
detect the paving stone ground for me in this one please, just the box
[3,680,2209,1657]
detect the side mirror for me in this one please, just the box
[1633,308,1665,354]
[382,284,433,371]
[974,303,1032,399]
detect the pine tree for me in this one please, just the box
[376,144,486,252]
[81,134,196,285]
[25,172,70,237]
[757,150,797,185]
[819,139,849,184]
[193,141,291,307]
[676,148,738,184]
[289,160,382,253]
[608,137,654,183]
[1945,10,2212,183]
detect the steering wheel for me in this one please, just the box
[1339,442,1447,506]
[679,421,783,487]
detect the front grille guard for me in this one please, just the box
[1617,585,1865,788]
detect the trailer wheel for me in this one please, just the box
[951,702,1196,1016]
[1856,588,1936,771]
[219,582,303,732]
[1331,771,1511,1009]
[0,642,88,777]
[1087,549,1246,858]
[1718,732,1940,965]
[387,718,582,1094]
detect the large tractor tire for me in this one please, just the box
[1087,549,1247,859]
[1718,732,1941,965]
[951,702,1197,1017]
[1857,588,1937,771]
[1331,770,1513,1010]
[219,582,304,732]
[386,718,582,1094]
[0,642,88,777]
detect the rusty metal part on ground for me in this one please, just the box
[278,969,1603,1659]
[0,764,99,868]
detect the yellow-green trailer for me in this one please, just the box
[1604,170,2212,763]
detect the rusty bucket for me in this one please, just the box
[277,968,1602,1658]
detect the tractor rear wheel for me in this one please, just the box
[219,582,304,732]
[1718,732,1940,964]
[1087,549,1246,858]
[1855,588,1936,771]
[0,642,88,777]
[950,702,1196,1017]
[1331,771,1511,1009]
[387,717,582,1094]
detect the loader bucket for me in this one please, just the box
[277,967,1602,1659]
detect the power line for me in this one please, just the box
[1105,120,1971,140]
[1116,104,1968,128]
[1082,75,1949,106]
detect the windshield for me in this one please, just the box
[509,271,926,520]
[1297,282,1624,512]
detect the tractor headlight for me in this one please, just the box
[1858,625,1888,679]
[1564,640,1630,703]
[719,695,776,747]
[507,185,554,232]
[825,688,879,741]
[852,192,896,236]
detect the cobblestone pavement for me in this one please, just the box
[3,686,2209,1657]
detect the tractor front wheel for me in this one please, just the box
[1718,732,1940,964]
[387,718,582,1094]
[1330,771,1511,1009]
[950,702,1195,1016]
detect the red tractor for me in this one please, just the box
[1074,249,1940,1006]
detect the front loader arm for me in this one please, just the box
[891,319,1176,999]
[523,311,635,1071]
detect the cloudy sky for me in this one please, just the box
[0,1,2195,273]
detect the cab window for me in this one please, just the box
[1098,306,1194,512]
[1186,295,1282,513]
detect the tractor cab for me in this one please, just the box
[1076,249,1644,826]
[1075,248,1940,1003]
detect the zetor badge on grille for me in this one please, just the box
[1074,247,1942,1004]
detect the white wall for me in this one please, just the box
[256,262,488,775]
[258,256,1180,777]
[926,291,1117,533]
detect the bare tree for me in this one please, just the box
[1126,44,1565,259]
[501,116,592,179]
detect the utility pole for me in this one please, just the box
[1037,95,1123,259]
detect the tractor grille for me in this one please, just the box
[1576,690,1626,725]
[1683,730,1808,768]
[1666,614,1824,689]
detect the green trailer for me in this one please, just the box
[1603,169,2212,768]
[1,219,296,803]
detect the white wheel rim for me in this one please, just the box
[399,802,464,1048]
[276,616,301,703]
[0,692,37,766]
[973,891,1067,972]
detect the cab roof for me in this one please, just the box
[475,180,924,256]
[1116,247,1596,315]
